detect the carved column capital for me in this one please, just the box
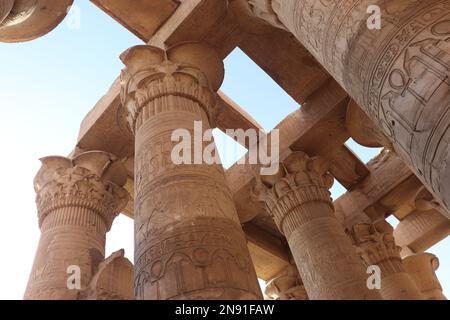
[255,151,380,299]
[403,253,446,300]
[120,43,224,133]
[349,222,425,300]
[246,0,286,30]
[34,151,130,231]
[255,151,334,237]
[349,223,402,272]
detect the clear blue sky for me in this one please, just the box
[0,0,447,299]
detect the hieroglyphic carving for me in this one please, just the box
[24,151,129,300]
[34,152,129,230]
[121,43,262,300]
[135,217,260,300]
[255,152,380,300]
[135,181,239,250]
[249,0,450,211]
[133,130,225,198]
[255,151,334,238]
[349,223,403,272]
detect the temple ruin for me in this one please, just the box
[2,0,449,300]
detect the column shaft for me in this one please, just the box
[24,152,129,300]
[121,44,262,300]
[25,207,107,299]
[257,152,381,300]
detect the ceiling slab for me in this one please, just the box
[90,0,180,41]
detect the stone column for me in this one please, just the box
[120,43,262,300]
[256,151,381,300]
[24,151,130,300]
[264,265,308,300]
[394,187,450,257]
[403,253,447,300]
[246,0,450,213]
[349,223,424,300]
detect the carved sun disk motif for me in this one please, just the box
[151,261,164,278]
[193,248,209,264]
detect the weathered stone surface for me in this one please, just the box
[82,249,134,300]
[394,187,450,257]
[349,222,423,300]
[256,152,381,300]
[121,43,262,300]
[264,265,308,300]
[403,253,447,300]
[24,151,130,300]
[249,0,450,214]
[90,0,179,41]
[0,0,73,42]
[15,0,450,301]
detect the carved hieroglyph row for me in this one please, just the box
[121,43,262,300]
[24,152,130,300]
[249,0,450,213]
[256,152,381,300]
[134,217,261,300]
